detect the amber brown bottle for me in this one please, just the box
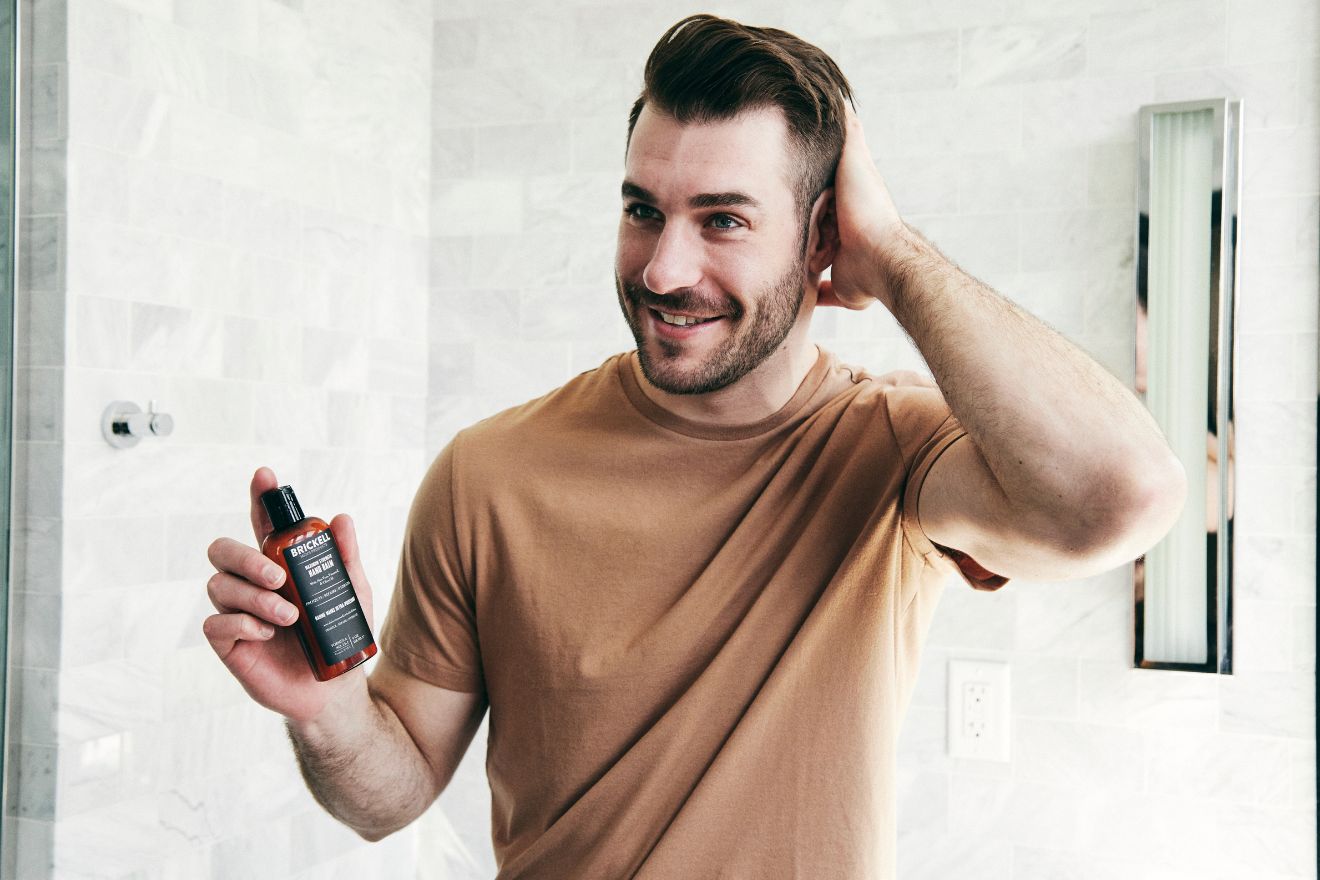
[260,485,377,681]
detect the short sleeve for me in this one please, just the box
[883,373,1010,593]
[378,434,486,694]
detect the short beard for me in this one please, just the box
[615,256,806,395]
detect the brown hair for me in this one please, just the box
[626,14,855,250]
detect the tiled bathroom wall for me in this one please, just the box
[8,0,435,876]
[424,1,1317,878]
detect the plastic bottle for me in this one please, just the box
[260,485,377,681]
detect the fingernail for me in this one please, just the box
[281,605,298,624]
[265,566,283,586]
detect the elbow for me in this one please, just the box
[1130,455,1188,540]
[1086,460,1188,564]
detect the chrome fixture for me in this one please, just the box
[1134,97,1241,674]
[102,400,174,449]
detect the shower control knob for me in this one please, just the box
[146,400,173,437]
[102,400,174,449]
[149,410,174,436]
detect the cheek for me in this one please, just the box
[615,229,650,274]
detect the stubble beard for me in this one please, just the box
[615,256,806,396]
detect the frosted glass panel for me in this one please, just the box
[1144,109,1213,664]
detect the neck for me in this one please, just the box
[631,332,822,427]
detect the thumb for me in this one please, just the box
[329,514,374,618]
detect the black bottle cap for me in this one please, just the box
[261,485,306,532]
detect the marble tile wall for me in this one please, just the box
[424,0,1317,877]
[8,0,435,877]
[6,0,67,875]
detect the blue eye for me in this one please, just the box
[708,214,741,229]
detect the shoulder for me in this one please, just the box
[450,350,629,467]
[816,351,955,463]
[821,350,945,415]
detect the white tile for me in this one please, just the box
[949,772,1079,851]
[67,0,136,78]
[1227,0,1319,65]
[926,582,1017,650]
[1079,659,1219,729]
[1088,1,1227,76]
[882,152,961,215]
[432,179,523,235]
[1144,728,1292,804]
[1292,603,1315,673]
[468,231,574,288]
[301,326,368,391]
[961,19,1086,87]
[840,30,961,94]
[59,589,128,668]
[959,147,1088,213]
[129,302,225,376]
[1011,654,1079,719]
[519,285,618,343]
[1243,125,1320,197]
[1014,718,1144,792]
[1076,788,1223,873]
[67,66,170,159]
[1021,74,1155,148]
[912,212,1020,278]
[1219,669,1312,739]
[1213,802,1319,877]
[173,0,259,57]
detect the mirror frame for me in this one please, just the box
[1132,97,1241,675]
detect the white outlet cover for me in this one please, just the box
[948,659,1011,762]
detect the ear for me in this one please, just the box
[805,187,838,275]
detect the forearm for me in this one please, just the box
[879,223,1181,525]
[283,670,437,842]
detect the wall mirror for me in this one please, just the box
[1133,97,1241,674]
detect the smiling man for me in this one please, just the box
[204,13,1187,880]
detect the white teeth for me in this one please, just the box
[658,310,715,327]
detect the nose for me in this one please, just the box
[642,223,702,295]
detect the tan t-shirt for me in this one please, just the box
[379,345,1008,879]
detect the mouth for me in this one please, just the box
[646,306,727,338]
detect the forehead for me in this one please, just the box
[624,104,797,210]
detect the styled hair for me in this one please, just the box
[626,14,855,250]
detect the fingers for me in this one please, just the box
[202,610,276,661]
[817,279,873,311]
[841,100,865,142]
[249,467,280,543]
[208,536,286,590]
[328,514,372,600]
[206,569,299,625]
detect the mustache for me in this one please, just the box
[618,278,740,319]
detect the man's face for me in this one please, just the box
[615,104,812,396]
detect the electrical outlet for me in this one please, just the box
[948,659,1011,762]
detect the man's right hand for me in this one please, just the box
[203,466,376,724]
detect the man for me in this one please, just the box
[203,14,1186,878]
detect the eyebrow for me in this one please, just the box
[622,181,762,211]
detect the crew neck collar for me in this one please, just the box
[616,345,835,441]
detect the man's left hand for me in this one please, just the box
[816,102,908,313]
